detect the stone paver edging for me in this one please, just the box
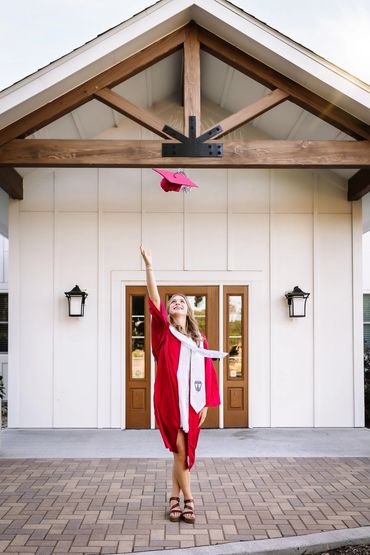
[1,457,370,554]
[130,526,370,555]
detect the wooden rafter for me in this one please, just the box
[348,169,370,201]
[197,25,370,141]
[1,139,369,169]
[0,167,23,199]
[183,25,201,136]
[94,88,174,139]
[204,88,289,139]
[0,26,186,148]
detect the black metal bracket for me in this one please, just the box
[162,116,223,157]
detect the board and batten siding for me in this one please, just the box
[8,121,363,428]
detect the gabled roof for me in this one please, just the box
[0,0,369,215]
[0,0,369,130]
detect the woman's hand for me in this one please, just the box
[140,243,152,268]
[198,406,208,427]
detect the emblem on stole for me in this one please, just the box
[194,380,202,392]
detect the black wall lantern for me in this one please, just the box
[64,285,88,317]
[285,286,310,318]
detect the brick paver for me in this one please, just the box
[0,457,370,554]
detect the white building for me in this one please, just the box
[0,0,369,430]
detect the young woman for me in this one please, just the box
[140,244,227,524]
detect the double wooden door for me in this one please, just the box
[125,285,248,429]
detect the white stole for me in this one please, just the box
[169,325,228,432]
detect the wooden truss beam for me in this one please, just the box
[0,26,186,148]
[348,169,370,200]
[1,139,369,169]
[94,88,174,139]
[197,25,370,141]
[1,21,368,155]
[204,88,289,139]
[183,25,201,136]
[0,167,23,199]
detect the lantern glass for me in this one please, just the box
[69,296,84,316]
[291,296,306,317]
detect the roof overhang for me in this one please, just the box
[0,0,369,130]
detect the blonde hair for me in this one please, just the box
[166,293,202,346]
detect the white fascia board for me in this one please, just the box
[194,0,369,120]
[0,0,194,128]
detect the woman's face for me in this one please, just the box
[168,295,188,318]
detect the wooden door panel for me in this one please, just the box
[126,287,150,428]
[223,286,248,427]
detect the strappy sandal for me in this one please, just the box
[181,498,195,524]
[168,496,182,522]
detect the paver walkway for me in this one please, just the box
[0,457,370,554]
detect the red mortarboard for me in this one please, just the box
[151,168,199,193]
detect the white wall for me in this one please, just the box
[8,116,363,428]
[0,188,8,238]
[0,235,8,285]
[363,194,370,234]
[363,231,370,292]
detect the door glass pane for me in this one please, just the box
[132,295,144,316]
[187,295,206,335]
[132,316,144,337]
[228,295,242,379]
[0,294,8,322]
[365,324,370,351]
[0,323,8,353]
[364,294,370,322]
[131,296,145,379]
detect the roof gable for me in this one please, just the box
[0,0,368,205]
[0,0,369,130]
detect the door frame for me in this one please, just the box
[111,270,262,429]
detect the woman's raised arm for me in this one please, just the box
[140,244,160,310]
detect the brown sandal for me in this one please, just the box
[168,496,182,522]
[182,498,195,524]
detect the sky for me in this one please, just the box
[0,0,369,92]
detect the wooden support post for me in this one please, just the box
[183,25,201,136]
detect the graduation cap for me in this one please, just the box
[151,168,199,193]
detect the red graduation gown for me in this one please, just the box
[149,297,221,470]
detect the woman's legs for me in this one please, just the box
[171,430,191,498]
[170,430,195,520]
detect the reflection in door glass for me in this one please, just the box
[228,295,242,379]
[187,295,206,335]
[131,296,145,379]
